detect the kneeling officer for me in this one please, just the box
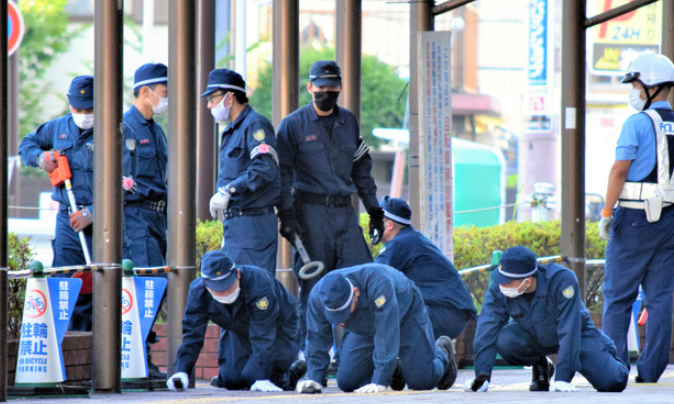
[464,246,629,393]
[298,264,457,393]
[167,251,306,392]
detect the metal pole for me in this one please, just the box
[336,0,361,121]
[235,0,247,80]
[8,54,18,219]
[0,0,8,398]
[662,0,674,106]
[585,0,659,28]
[560,0,586,300]
[432,0,477,16]
[408,0,433,229]
[142,0,156,62]
[167,0,197,378]
[272,0,299,270]
[196,0,216,222]
[92,0,124,393]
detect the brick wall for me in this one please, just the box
[150,323,221,380]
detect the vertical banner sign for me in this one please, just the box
[121,276,167,379]
[15,277,82,384]
[523,0,555,131]
[417,31,453,260]
[589,0,662,76]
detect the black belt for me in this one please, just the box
[125,200,167,214]
[295,192,351,207]
[224,206,275,220]
[61,204,89,215]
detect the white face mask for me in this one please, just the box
[148,88,169,115]
[72,113,94,130]
[629,88,646,111]
[211,93,232,123]
[499,278,528,299]
[210,284,240,305]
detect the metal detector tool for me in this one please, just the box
[295,234,325,280]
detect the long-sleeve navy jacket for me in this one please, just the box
[276,103,377,211]
[306,263,425,386]
[175,266,297,382]
[473,263,593,382]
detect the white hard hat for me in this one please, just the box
[622,53,674,87]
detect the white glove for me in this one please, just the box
[598,216,612,241]
[209,188,232,218]
[354,383,387,393]
[251,380,283,392]
[551,380,578,392]
[166,371,189,392]
[462,378,489,392]
[296,379,323,394]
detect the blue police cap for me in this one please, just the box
[318,272,355,325]
[67,75,94,110]
[379,196,412,225]
[200,251,237,292]
[201,68,246,98]
[133,63,168,91]
[492,246,538,285]
[309,60,342,87]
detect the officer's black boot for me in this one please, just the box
[211,375,224,388]
[147,355,166,379]
[389,359,406,391]
[434,336,457,390]
[287,359,308,390]
[529,356,555,391]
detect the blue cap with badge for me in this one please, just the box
[201,68,246,98]
[379,196,412,226]
[200,251,237,292]
[67,75,94,110]
[318,272,355,325]
[309,60,342,87]
[133,63,168,91]
[492,245,538,285]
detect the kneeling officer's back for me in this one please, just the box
[167,251,306,392]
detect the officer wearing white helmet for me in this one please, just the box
[599,53,674,384]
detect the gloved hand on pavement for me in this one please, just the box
[296,379,322,394]
[69,207,92,232]
[355,383,387,393]
[551,380,579,392]
[463,377,489,392]
[166,372,189,392]
[250,380,282,392]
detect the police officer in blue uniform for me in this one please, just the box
[201,69,280,276]
[297,264,457,393]
[122,63,169,267]
[166,251,306,392]
[599,53,674,385]
[19,75,95,332]
[277,60,384,348]
[122,63,169,379]
[375,196,476,340]
[464,246,628,393]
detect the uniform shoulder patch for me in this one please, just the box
[125,139,136,150]
[253,129,265,141]
[255,297,269,310]
[374,295,387,308]
[562,285,575,299]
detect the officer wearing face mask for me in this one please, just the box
[465,246,628,394]
[201,69,280,276]
[598,53,674,385]
[167,251,306,392]
[121,63,169,379]
[276,60,383,352]
[19,75,96,332]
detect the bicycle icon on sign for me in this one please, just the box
[121,289,133,315]
[24,289,48,318]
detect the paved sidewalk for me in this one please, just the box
[9,365,674,404]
